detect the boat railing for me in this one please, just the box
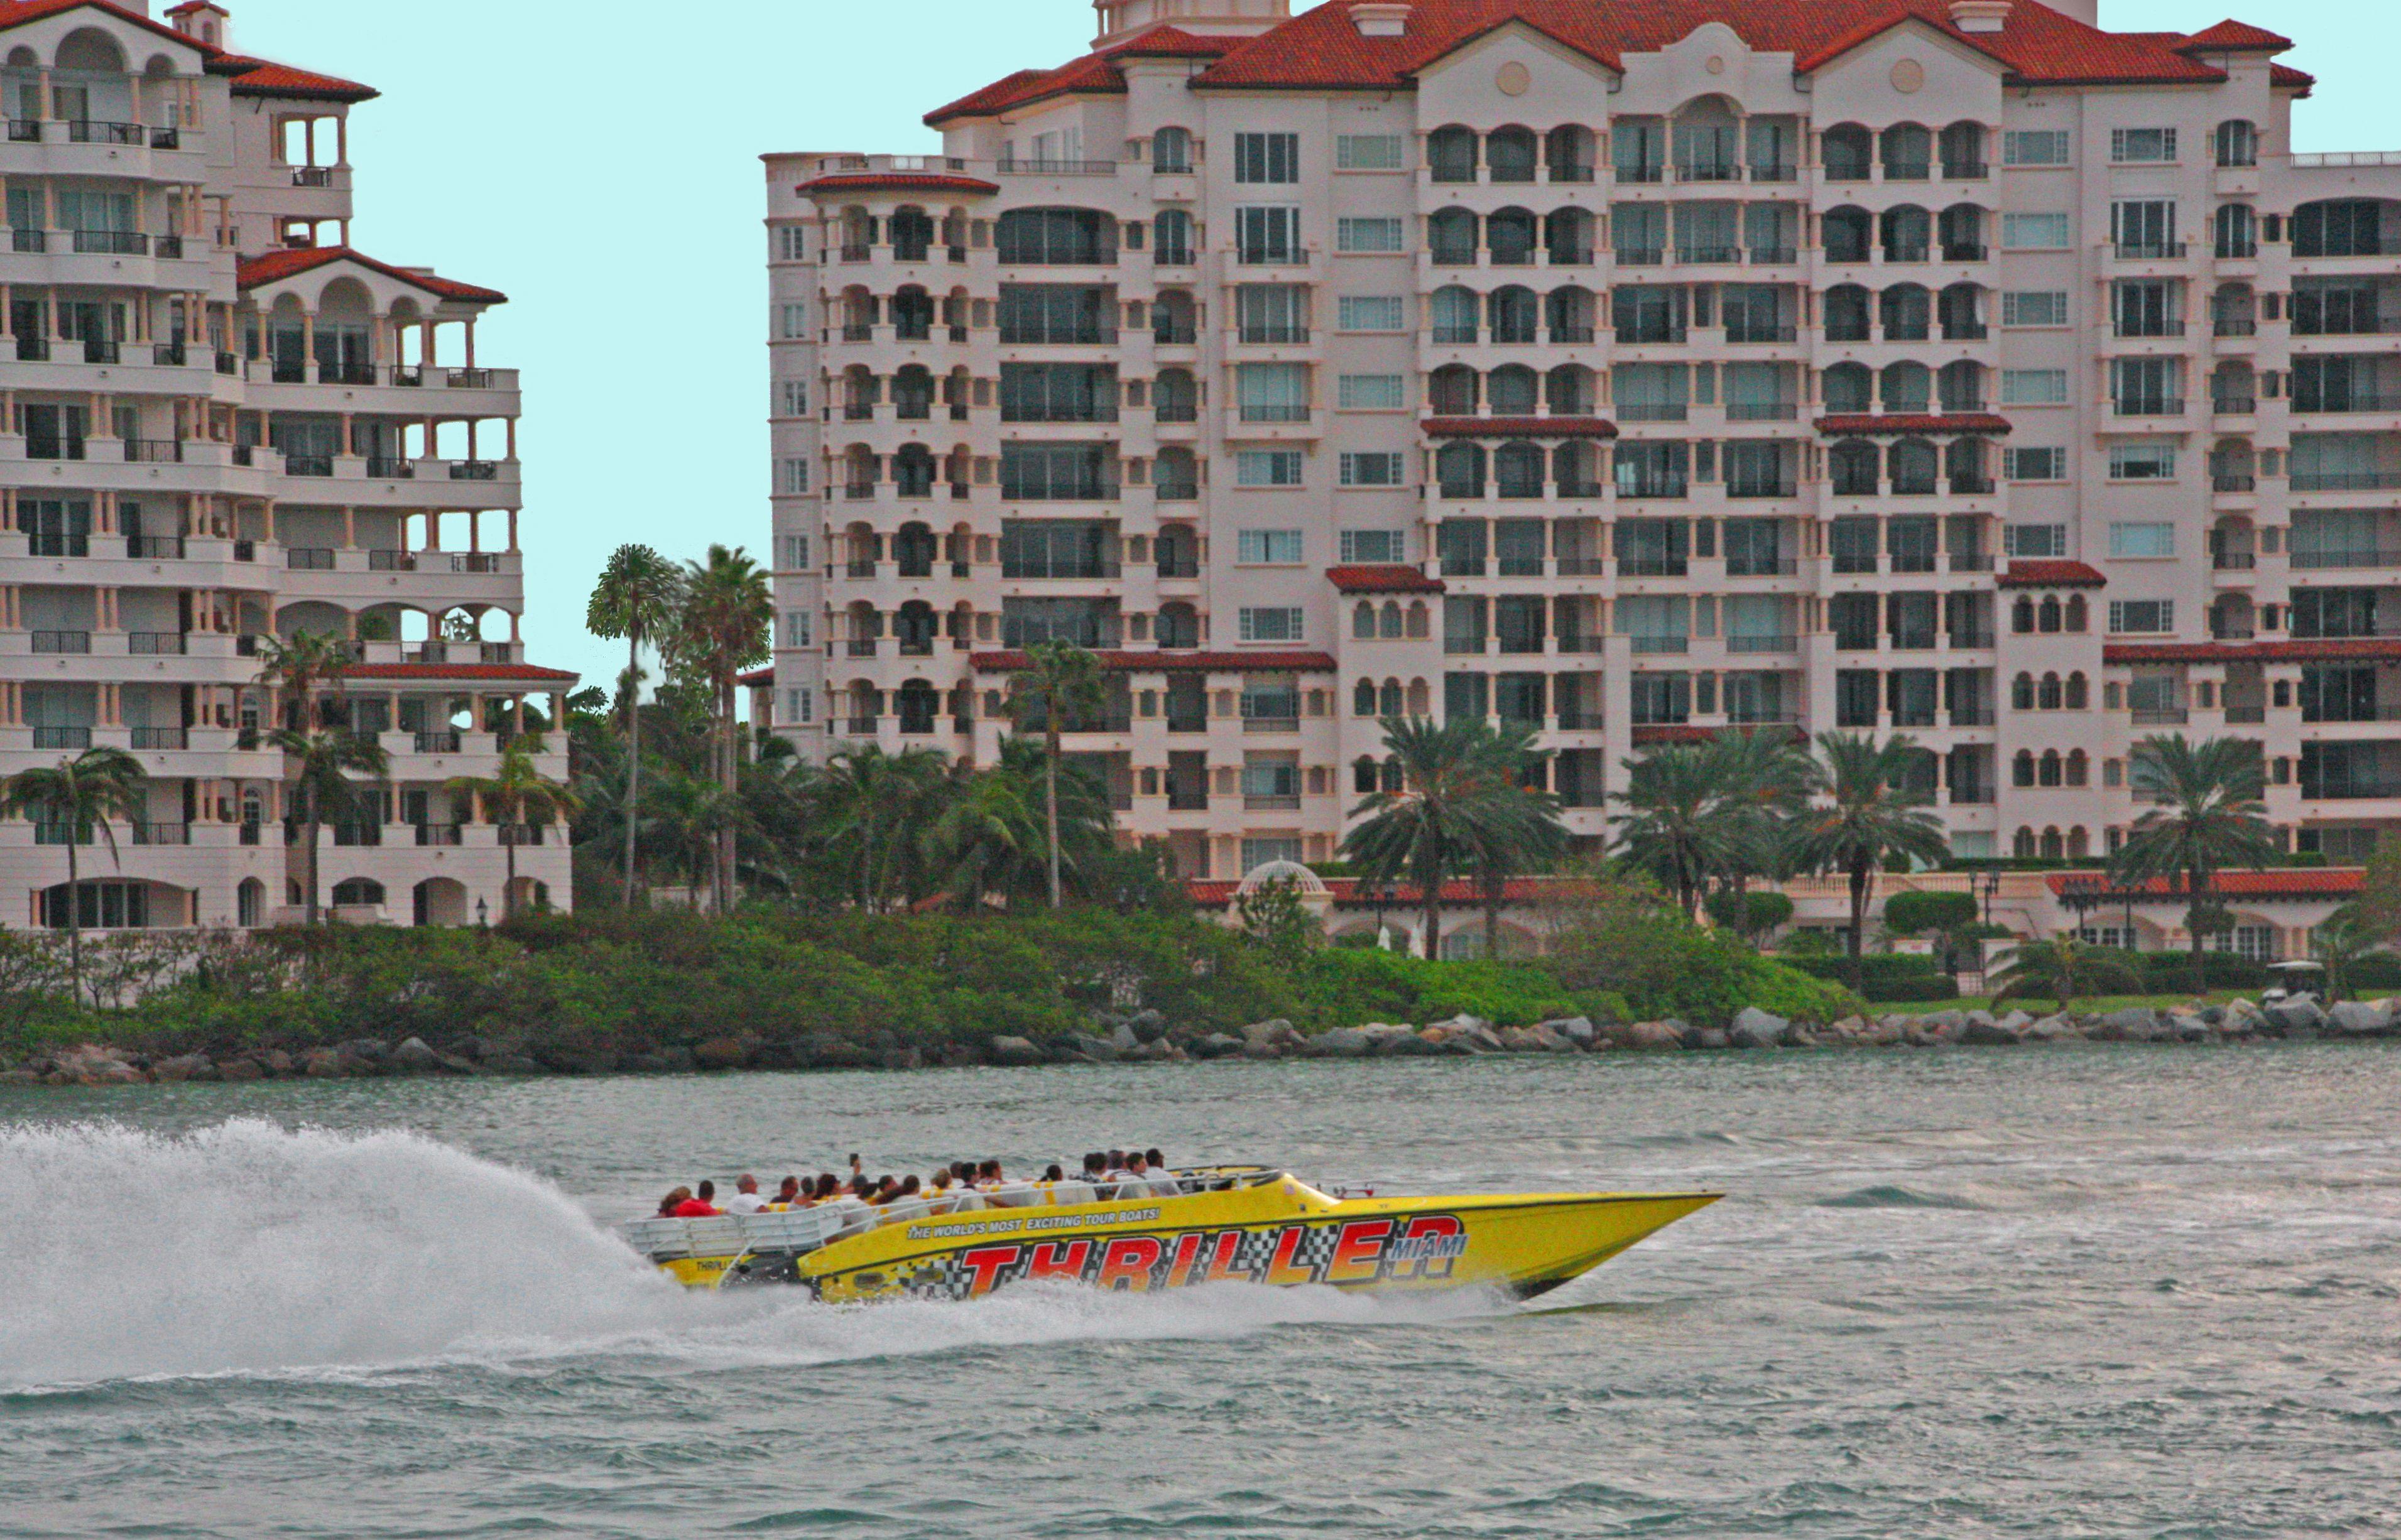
[622,1168,1278,1258]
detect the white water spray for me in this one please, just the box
[0,1121,1494,1390]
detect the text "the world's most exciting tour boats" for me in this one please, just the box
[623,1167,1719,1303]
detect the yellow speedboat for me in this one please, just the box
[623,1168,1718,1303]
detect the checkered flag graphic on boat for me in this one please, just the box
[1289,1224,1342,1274]
[904,1255,975,1300]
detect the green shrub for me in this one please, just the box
[1882,891,1980,937]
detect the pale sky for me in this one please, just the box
[216,0,2401,693]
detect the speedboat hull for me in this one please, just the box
[630,1174,1718,1303]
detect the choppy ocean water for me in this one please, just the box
[3,1046,2397,1537]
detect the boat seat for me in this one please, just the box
[1044,1181,1097,1207]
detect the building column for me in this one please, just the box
[301,310,316,382]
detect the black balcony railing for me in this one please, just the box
[70,228,146,254]
[291,166,335,187]
[129,726,186,749]
[31,631,90,654]
[286,548,335,570]
[32,727,91,749]
[283,453,333,477]
[128,634,185,656]
[450,460,499,480]
[414,731,462,754]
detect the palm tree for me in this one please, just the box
[2111,734,2278,995]
[252,629,355,732]
[927,761,1044,910]
[2311,909,2376,1004]
[667,545,771,914]
[268,727,391,925]
[1464,721,1567,958]
[1787,732,1951,993]
[585,544,685,907]
[1702,728,1816,896]
[1989,935,2145,1014]
[1009,640,1107,909]
[819,743,950,911]
[1609,744,1738,919]
[447,734,582,921]
[1342,715,1527,960]
[0,747,147,1007]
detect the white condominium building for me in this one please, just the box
[0,1,572,931]
[764,0,2397,884]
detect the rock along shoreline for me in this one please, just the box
[4,995,2396,1087]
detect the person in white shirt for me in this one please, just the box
[724,1174,770,1215]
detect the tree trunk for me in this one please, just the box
[621,638,641,907]
[304,796,322,926]
[503,813,519,921]
[1422,875,1442,962]
[65,833,83,1011]
[1044,710,1063,909]
[2189,858,2208,996]
[716,678,738,915]
[1846,855,1871,994]
[1483,868,1503,959]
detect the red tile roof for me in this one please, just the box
[1631,724,1802,746]
[1816,412,2013,435]
[1180,0,2229,95]
[925,26,1231,125]
[1424,415,1618,438]
[2269,62,2315,94]
[1187,875,1579,907]
[238,247,505,305]
[795,172,999,198]
[2104,638,2401,665]
[344,664,578,683]
[214,53,378,102]
[968,649,1336,673]
[1999,560,2108,588]
[738,667,775,687]
[2175,19,2291,52]
[2043,869,2361,900]
[0,0,202,53]
[1328,564,1444,594]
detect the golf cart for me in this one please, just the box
[2262,959,2327,1007]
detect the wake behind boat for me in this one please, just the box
[622,1167,1719,1303]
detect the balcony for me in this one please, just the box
[415,823,464,847]
[1629,635,1689,654]
[2291,470,2401,492]
[32,727,91,749]
[129,822,189,847]
[287,548,336,570]
[129,726,187,749]
[2115,241,2189,260]
[70,229,147,255]
[1725,634,1798,653]
[2293,393,2401,415]
[2132,708,2190,725]
[1241,716,1300,734]
[996,157,1117,175]
[31,631,90,654]
[127,633,185,656]
[2290,548,2401,570]
[413,731,462,754]
[2112,397,2185,418]
[291,166,336,187]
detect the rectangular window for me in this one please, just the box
[1339,452,1406,487]
[2108,442,2178,480]
[1235,449,1304,487]
[786,689,814,724]
[776,226,807,261]
[1336,133,1404,171]
[1337,373,1405,409]
[1240,757,1300,798]
[2110,127,2177,163]
[1238,606,1304,641]
[2001,369,2069,405]
[2108,599,2175,634]
[2004,129,2070,166]
[2001,212,2071,249]
[779,457,810,494]
[1235,205,1302,264]
[2001,291,2068,327]
[2111,199,2179,256]
[781,610,813,648]
[1242,836,1304,869]
[2110,521,2175,557]
[780,533,811,568]
[1234,132,1300,184]
[777,302,807,339]
[1236,362,1310,421]
[1336,216,1404,252]
[778,379,808,415]
[2005,447,2066,480]
[2003,523,2067,557]
[1339,528,1405,561]
[1235,283,1310,342]
[1236,528,1304,564]
[1337,294,1407,331]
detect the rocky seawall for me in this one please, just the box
[4,996,2394,1088]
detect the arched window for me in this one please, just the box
[2039,750,2063,788]
[2214,119,2258,169]
[2065,594,2088,632]
[1437,442,1487,497]
[332,878,386,908]
[1380,602,1402,639]
[893,443,936,497]
[1488,364,1539,415]
[2039,595,2062,633]
[2012,673,2035,710]
[1546,125,1596,183]
[1382,756,1406,793]
[1489,285,1539,343]
[2216,203,2258,260]
[1353,605,1376,642]
[1431,285,1480,343]
[1939,359,1985,413]
[1831,439,1880,496]
[891,285,934,340]
[2040,827,2064,860]
[1153,126,1194,173]
[1880,205,1931,263]
[1154,367,1197,422]
[1380,678,1405,715]
[1545,208,1595,265]
[895,601,937,655]
[1822,206,1873,263]
[2066,672,2088,709]
[237,877,264,929]
[2013,595,2035,634]
[1939,282,1984,341]
[893,521,936,575]
[1824,285,1872,342]
[1353,678,1376,714]
[1354,756,1379,794]
[996,207,1115,264]
[1937,203,1985,261]
[2067,826,2090,858]
[1822,124,1873,181]
[1823,362,1873,414]
[1880,123,1930,180]
[2066,750,2089,787]
[890,207,935,263]
[2038,672,2063,710]
[1429,363,1479,416]
[1488,127,1538,183]
[1492,212,1558,284]
[1157,602,1199,649]
[1429,126,1478,183]
[1545,363,1595,415]
[1888,438,1939,496]
[1880,283,1931,341]
[1153,209,1194,266]
[1939,122,1987,179]
[2013,827,2037,859]
[1495,441,1545,498]
[1406,606,1430,641]
[1880,360,1931,412]
[1429,208,1479,265]
[2012,751,2036,788]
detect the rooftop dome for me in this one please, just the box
[1234,859,1327,897]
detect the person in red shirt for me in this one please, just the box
[670,1179,721,1218]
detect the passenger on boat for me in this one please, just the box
[670,1182,720,1218]
[725,1175,770,1215]
[976,1159,1004,1188]
[656,1186,693,1217]
[1082,1152,1108,1182]
[872,1175,920,1207]
[1147,1148,1167,1174]
[772,1176,805,1208]
[1043,1163,1066,1183]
